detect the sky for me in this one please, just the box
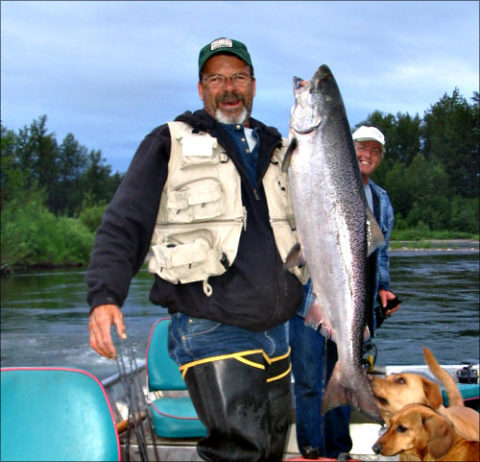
[1,1,479,174]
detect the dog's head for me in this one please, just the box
[372,403,455,459]
[369,372,443,423]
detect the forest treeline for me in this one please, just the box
[1,88,479,269]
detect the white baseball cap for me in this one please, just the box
[352,126,385,149]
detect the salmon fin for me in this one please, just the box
[366,208,385,257]
[423,346,464,407]
[363,326,372,341]
[304,298,327,329]
[284,242,306,269]
[322,361,382,423]
[281,137,298,172]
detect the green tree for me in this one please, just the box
[28,116,59,210]
[422,88,479,198]
[54,133,88,215]
[403,154,451,230]
[1,125,24,208]
[80,149,116,205]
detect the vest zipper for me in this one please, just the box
[156,211,247,231]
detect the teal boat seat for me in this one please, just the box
[0,367,120,461]
[146,317,207,438]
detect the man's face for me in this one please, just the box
[355,140,383,181]
[198,54,256,125]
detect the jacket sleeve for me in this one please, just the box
[377,192,394,291]
[86,126,171,310]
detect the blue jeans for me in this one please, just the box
[168,312,289,365]
[289,314,352,458]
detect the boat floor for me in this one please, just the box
[120,415,399,461]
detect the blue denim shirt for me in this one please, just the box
[297,179,394,335]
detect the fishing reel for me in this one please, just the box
[457,364,478,384]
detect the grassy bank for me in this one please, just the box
[390,228,478,250]
[1,197,96,273]
[1,198,478,273]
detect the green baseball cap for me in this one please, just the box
[198,37,253,75]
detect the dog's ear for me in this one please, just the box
[423,414,455,459]
[421,378,443,408]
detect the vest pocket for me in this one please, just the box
[166,178,225,223]
[180,134,220,167]
[149,229,225,284]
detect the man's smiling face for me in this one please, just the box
[198,54,256,125]
[355,140,383,183]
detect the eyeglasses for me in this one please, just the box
[356,143,383,157]
[202,73,252,88]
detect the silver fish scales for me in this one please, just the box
[285,65,384,420]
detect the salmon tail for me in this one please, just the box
[321,361,382,423]
[423,346,464,407]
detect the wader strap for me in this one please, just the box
[179,347,291,381]
[267,349,291,383]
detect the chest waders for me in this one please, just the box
[180,351,292,461]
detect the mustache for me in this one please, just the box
[216,91,245,105]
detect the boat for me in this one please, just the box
[100,360,479,461]
[100,318,479,461]
[1,317,478,461]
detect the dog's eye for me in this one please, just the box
[377,397,388,405]
[394,377,406,384]
[396,425,408,433]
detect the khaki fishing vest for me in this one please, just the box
[147,121,308,296]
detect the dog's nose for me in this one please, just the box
[371,442,382,454]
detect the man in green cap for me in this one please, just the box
[86,37,307,461]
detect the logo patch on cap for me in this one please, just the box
[211,38,233,50]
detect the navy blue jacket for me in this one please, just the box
[86,110,303,331]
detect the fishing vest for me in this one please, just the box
[147,121,308,295]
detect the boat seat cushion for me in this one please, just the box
[149,397,207,438]
[146,317,206,438]
[0,367,120,461]
[147,317,186,391]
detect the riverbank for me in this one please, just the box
[389,238,479,253]
[1,239,478,276]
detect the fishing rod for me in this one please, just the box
[116,332,160,461]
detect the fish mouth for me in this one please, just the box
[293,77,308,90]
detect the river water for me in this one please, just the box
[1,250,478,382]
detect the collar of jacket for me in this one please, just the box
[174,110,282,144]
[174,110,284,185]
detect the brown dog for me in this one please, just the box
[369,346,479,442]
[372,403,480,461]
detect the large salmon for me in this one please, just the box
[285,65,384,420]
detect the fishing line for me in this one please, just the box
[116,338,148,461]
[116,333,160,461]
[125,338,160,462]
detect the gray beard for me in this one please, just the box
[215,107,248,125]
